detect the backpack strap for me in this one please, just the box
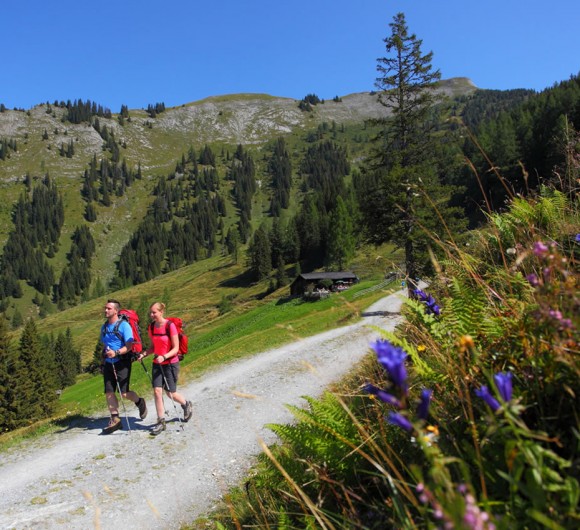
[102,319,125,346]
[149,321,174,337]
[112,319,125,345]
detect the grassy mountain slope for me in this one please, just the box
[0,78,475,323]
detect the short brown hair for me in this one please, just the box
[107,299,121,311]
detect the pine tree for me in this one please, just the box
[85,339,105,374]
[269,137,292,211]
[248,225,272,281]
[0,315,15,430]
[12,308,23,329]
[226,226,241,263]
[360,12,465,291]
[325,197,355,270]
[54,329,79,388]
[284,218,301,264]
[296,195,322,265]
[19,319,59,422]
[275,256,289,288]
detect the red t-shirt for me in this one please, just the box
[149,321,179,364]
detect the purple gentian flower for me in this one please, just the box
[387,412,413,432]
[371,340,408,392]
[533,241,549,256]
[526,273,539,287]
[413,289,441,316]
[493,372,513,403]
[425,295,441,316]
[364,383,402,408]
[417,388,433,420]
[475,385,500,412]
[413,289,428,301]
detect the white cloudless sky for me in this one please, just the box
[1,0,578,111]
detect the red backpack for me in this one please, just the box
[149,317,189,360]
[116,309,144,354]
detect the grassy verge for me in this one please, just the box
[206,190,580,530]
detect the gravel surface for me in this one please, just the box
[0,290,406,530]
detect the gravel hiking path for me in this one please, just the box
[0,290,406,530]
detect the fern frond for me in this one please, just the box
[444,277,488,337]
[267,393,363,478]
[537,188,568,233]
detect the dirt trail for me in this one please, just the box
[0,290,405,529]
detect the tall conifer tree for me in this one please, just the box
[359,12,465,291]
[325,197,355,270]
[248,225,272,281]
[19,319,58,422]
[0,315,16,430]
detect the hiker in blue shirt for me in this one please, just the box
[100,299,147,434]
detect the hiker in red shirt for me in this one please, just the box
[137,302,193,435]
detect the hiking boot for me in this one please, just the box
[150,418,166,436]
[102,415,122,435]
[137,397,148,420]
[182,401,193,422]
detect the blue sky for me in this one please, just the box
[1,0,578,111]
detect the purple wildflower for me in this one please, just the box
[371,339,408,392]
[413,289,441,316]
[462,489,496,529]
[425,295,441,316]
[493,372,513,403]
[533,241,549,256]
[526,273,539,287]
[364,383,402,408]
[413,288,428,300]
[575,234,580,243]
[475,385,500,412]
[417,388,433,420]
[387,412,413,432]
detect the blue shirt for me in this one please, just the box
[101,319,133,364]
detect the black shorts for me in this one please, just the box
[152,363,179,392]
[103,358,132,394]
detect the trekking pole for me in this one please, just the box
[158,361,184,431]
[111,361,132,434]
[139,356,169,415]
[143,356,169,418]
[139,358,153,385]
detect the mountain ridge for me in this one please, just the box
[0,78,478,192]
